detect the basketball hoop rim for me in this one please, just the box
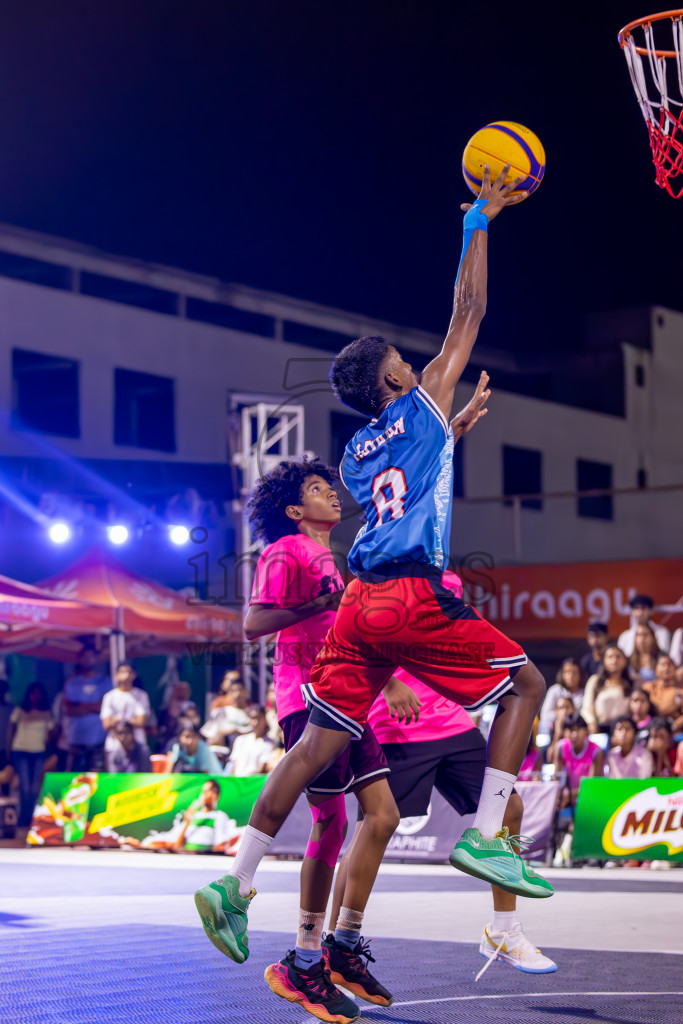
[618,9,683,56]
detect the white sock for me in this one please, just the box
[230,825,273,897]
[472,767,517,838]
[492,910,519,933]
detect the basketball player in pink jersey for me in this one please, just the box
[242,455,409,1022]
[327,569,557,981]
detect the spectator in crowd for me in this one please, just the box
[100,663,151,773]
[617,595,671,658]
[209,670,242,712]
[546,695,577,765]
[201,677,251,746]
[517,734,542,779]
[552,713,603,867]
[629,688,654,744]
[107,722,152,773]
[8,682,54,826]
[606,717,654,779]
[225,706,275,776]
[0,680,12,767]
[643,655,683,730]
[264,682,283,745]
[647,717,676,777]
[169,720,222,774]
[159,680,193,746]
[580,622,609,679]
[670,625,683,667]
[628,624,662,683]
[539,658,585,735]
[581,645,633,734]
[50,690,72,772]
[675,738,683,777]
[63,646,111,771]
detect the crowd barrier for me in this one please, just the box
[28,773,683,864]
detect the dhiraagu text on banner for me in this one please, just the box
[28,772,267,854]
[573,778,683,861]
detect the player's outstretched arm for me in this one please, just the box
[420,165,526,421]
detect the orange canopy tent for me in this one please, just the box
[37,548,243,664]
[0,573,115,656]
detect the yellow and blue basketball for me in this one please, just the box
[462,121,545,199]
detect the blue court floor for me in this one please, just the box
[1,849,681,1024]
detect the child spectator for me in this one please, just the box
[647,717,677,777]
[629,689,654,744]
[617,595,671,658]
[580,622,608,679]
[517,734,542,780]
[629,624,662,683]
[546,696,576,765]
[225,707,276,776]
[643,655,683,730]
[606,717,654,779]
[170,720,222,774]
[8,682,54,826]
[539,658,585,734]
[108,722,152,773]
[554,713,604,809]
[201,678,252,746]
[581,645,633,734]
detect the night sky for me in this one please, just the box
[0,1,680,359]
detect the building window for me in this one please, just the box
[502,445,542,510]
[635,365,645,387]
[114,369,176,452]
[12,349,80,437]
[577,458,613,520]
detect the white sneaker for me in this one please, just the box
[476,924,558,980]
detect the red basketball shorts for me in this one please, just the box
[303,573,526,739]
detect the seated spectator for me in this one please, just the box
[100,663,151,773]
[629,624,662,683]
[643,655,683,731]
[264,683,284,746]
[670,626,683,667]
[107,722,152,773]
[554,713,604,809]
[210,670,242,712]
[170,720,222,774]
[629,688,654,744]
[606,717,654,779]
[647,717,677,777]
[581,645,633,734]
[546,695,576,764]
[225,707,275,776]
[63,645,112,772]
[580,622,608,680]
[517,734,542,779]
[201,678,251,746]
[8,682,54,826]
[539,658,585,734]
[617,594,671,658]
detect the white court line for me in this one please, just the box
[392,990,683,1007]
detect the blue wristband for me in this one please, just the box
[455,197,489,285]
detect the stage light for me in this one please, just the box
[169,525,190,545]
[108,524,129,545]
[48,522,71,544]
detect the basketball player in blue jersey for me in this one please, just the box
[194,165,553,969]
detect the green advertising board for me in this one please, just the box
[573,778,683,861]
[28,772,266,853]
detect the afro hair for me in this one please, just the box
[329,335,390,416]
[246,455,339,546]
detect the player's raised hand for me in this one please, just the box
[451,371,491,438]
[381,676,422,724]
[460,163,527,219]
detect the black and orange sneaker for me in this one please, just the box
[264,950,360,1024]
[322,934,394,1006]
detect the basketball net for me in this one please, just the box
[619,10,683,197]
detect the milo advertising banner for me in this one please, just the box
[28,772,267,854]
[573,778,683,861]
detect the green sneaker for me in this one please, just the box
[194,874,256,962]
[449,827,554,899]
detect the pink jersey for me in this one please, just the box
[250,534,343,722]
[367,569,475,744]
[560,737,601,791]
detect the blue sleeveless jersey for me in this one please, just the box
[340,386,454,578]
